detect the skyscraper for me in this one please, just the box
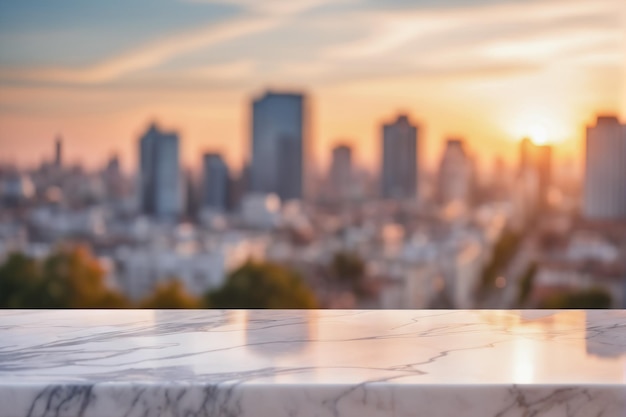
[201,153,230,213]
[329,144,352,201]
[228,162,250,211]
[250,91,307,201]
[54,136,63,168]
[518,137,535,174]
[381,114,418,200]
[138,122,181,219]
[438,138,471,206]
[535,144,552,210]
[517,138,552,211]
[184,169,198,221]
[103,153,125,200]
[583,116,626,220]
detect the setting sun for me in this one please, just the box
[528,124,549,145]
[0,0,623,170]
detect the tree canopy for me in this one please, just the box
[0,250,318,309]
[0,247,129,308]
[330,251,365,283]
[0,252,43,308]
[140,280,202,309]
[540,287,612,309]
[207,261,317,308]
[328,251,367,295]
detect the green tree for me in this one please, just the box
[40,246,129,308]
[140,280,202,309]
[330,251,365,287]
[540,287,612,309]
[208,261,317,308]
[0,253,43,308]
[480,229,522,292]
[517,262,537,305]
[0,247,129,308]
[328,251,370,296]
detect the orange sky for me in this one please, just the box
[0,0,624,175]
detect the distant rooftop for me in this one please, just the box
[447,138,464,147]
[385,114,416,126]
[144,121,179,137]
[595,115,620,125]
[256,90,306,100]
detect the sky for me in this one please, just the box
[0,0,624,174]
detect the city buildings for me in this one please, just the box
[0,83,624,311]
[527,227,626,308]
[437,138,472,207]
[329,144,353,201]
[102,154,128,201]
[518,137,552,213]
[583,116,626,220]
[381,114,418,200]
[241,193,281,229]
[250,91,308,202]
[138,123,182,220]
[112,228,268,300]
[201,153,230,214]
[54,137,63,168]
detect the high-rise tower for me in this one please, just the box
[138,122,182,219]
[381,114,418,200]
[250,91,307,201]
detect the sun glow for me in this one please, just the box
[528,124,548,145]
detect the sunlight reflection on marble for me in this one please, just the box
[0,309,624,417]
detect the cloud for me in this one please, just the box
[324,16,455,59]
[178,59,256,80]
[324,0,622,60]
[1,0,622,91]
[182,0,341,16]
[0,16,278,85]
[480,31,621,62]
[0,0,350,86]
[311,0,624,87]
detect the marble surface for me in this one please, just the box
[0,309,624,417]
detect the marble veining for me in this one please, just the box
[0,309,624,417]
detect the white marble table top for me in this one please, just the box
[0,309,624,417]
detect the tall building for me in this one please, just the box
[138,122,182,219]
[228,162,250,212]
[583,116,626,220]
[106,154,120,174]
[438,139,471,206]
[201,153,230,213]
[184,169,198,221]
[329,144,352,201]
[535,145,552,210]
[250,91,307,201]
[518,137,535,174]
[54,136,63,168]
[517,138,552,211]
[381,114,418,200]
[103,154,126,199]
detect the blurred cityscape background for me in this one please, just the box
[0,0,625,309]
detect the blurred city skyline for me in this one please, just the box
[0,0,625,172]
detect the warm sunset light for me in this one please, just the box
[0,0,625,315]
[1,12,626,417]
[528,124,549,145]
[0,0,623,170]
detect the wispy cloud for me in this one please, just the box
[315,0,623,84]
[0,0,351,86]
[0,16,277,85]
[178,59,256,80]
[182,0,342,16]
[324,16,455,59]
[325,0,622,59]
